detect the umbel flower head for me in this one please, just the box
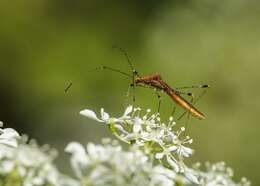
[80,106,196,183]
[65,139,187,186]
[0,121,20,148]
[0,106,251,186]
[79,106,251,186]
[0,122,78,186]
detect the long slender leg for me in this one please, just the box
[183,96,194,136]
[130,71,137,103]
[155,91,162,113]
[175,84,210,90]
[171,105,176,117]
[124,84,131,107]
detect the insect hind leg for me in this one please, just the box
[184,96,194,135]
[171,105,177,117]
[175,84,210,90]
[130,82,136,103]
[155,91,162,113]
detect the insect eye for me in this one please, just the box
[130,83,134,87]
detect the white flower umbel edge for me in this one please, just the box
[79,106,251,186]
[0,103,252,186]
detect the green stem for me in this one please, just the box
[108,122,130,144]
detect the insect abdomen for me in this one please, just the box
[169,91,205,120]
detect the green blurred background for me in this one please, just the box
[0,0,259,184]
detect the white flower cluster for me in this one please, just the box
[0,121,77,186]
[0,105,251,186]
[65,139,186,186]
[65,141,251,186]
[80,106,196,182]
[79,106,251,186]
[195,162,251,186]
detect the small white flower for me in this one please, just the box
[197,162,251,186]
[0,123,20,148]
[177,146,193,158]
[133,117,142,133]
[80,105,133,125]
[79,109,105,123]
[0,160,15,174]
[65,142,89,178]
[122,105,133,118]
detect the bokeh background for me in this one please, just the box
[0,0,259,184]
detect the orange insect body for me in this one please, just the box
[135,74,206,120]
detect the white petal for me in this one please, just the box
[168,145,177,152]
[0,160,15,173]
[79,109,104,123]
[124,133,135,141]
[0,128,20,147]
[166,155,179,172]
[86,143,98,157]
[32,177,44,185]
[133,124,141,133]
[0,128,19,139]
[0,145,15,159]
[155,152,164,159]
[158,129,165,137]
[100,108,110,121]
[140,131,149,139]
[133,117,142,133]
[65,142,86,157]
[66,142,89,178]
[185,171,200,184]
[123,105,133,117]
[154,166,177,179]
[0,139,18,148]
[0,121,3,127]
[180,146,193,157]
[114,124,129,134]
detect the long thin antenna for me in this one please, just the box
[112,46,138,103]
[88,66,132,78]
[112,46,135,72]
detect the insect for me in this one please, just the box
[134,73,209,120]
[91,47,209,120]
